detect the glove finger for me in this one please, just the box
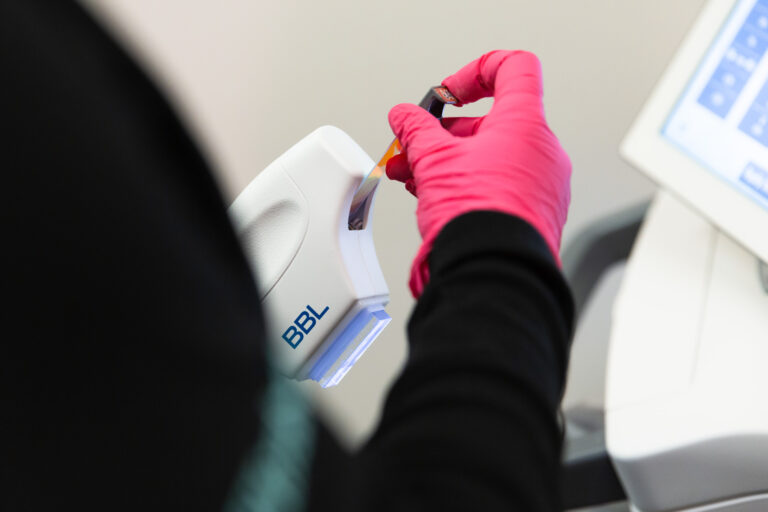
[404,178,417,197]
[385,152,412,183]
[441,116,484,137]
[385,153,418,197]
[388,103,453,157]
[442,50,544,118]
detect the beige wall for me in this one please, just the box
[82,0,707,445]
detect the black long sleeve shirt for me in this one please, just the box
[1,2,573,510]
[353,212,572,511]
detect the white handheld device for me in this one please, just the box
[229,126,390,387]
[228,87,457,388]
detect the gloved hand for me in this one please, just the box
[386,50,571,298]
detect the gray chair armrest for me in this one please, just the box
[560,200,651,511]
[562,201,651,317]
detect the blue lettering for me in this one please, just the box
[281,305,330,349]
[282,325,304,348]
[307,305,329,319]
[295,311,316,335]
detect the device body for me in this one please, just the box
[606,191,768,512]
[229,126,390,387]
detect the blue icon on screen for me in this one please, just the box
[740,163,768,199]
[700,80,738,118]
[734,25,768,56]
[698,1,768,118]
[738,79,768,146]
[746,3,768,36]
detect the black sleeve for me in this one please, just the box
[1,2,268,510]
[342,211,574,512]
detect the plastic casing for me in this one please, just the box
[228,126,390,386]
[615,0,768,507]
[606,192,768,512]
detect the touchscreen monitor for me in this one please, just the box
[663,0,768,210]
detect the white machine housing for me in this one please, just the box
[229,126,390,387]
[611,0,768,508]
[606,193,768,512]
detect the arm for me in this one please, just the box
[344,50,574,510]
[353,211,573,511]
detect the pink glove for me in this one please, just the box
[387,50,571,298]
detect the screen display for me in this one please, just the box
[664,0,768,210]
